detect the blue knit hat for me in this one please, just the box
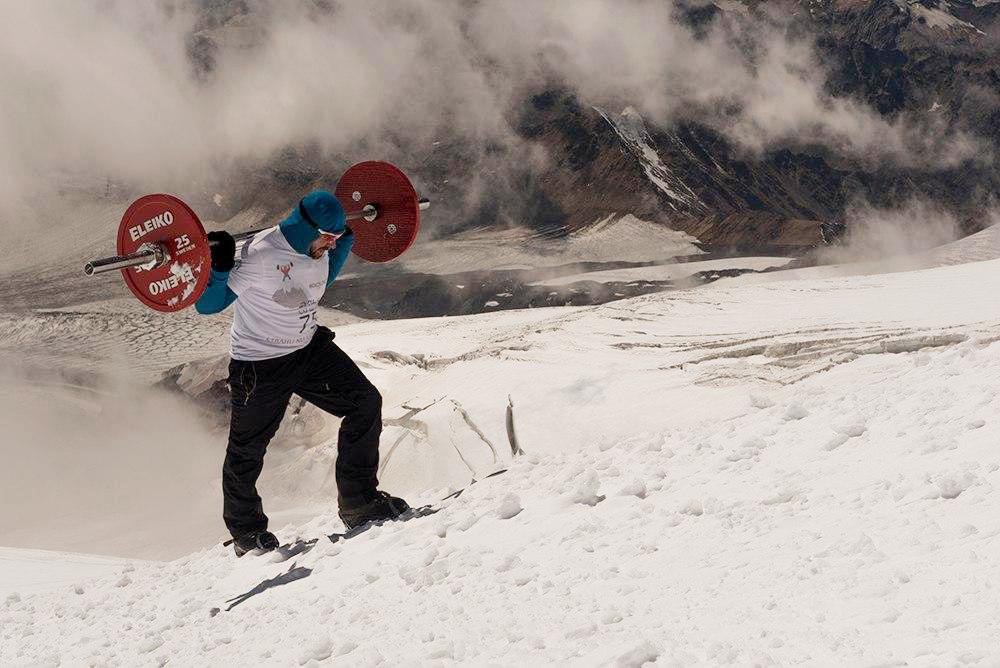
[279,190,346,255]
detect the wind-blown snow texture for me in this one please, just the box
[6,232,1000,663]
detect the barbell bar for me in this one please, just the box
[82,161,429,313]
[83,198,430,277]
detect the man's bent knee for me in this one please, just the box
[361,385,382,415]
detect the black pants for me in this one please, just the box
[223,327,381,538]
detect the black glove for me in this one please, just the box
[207,231,236,272]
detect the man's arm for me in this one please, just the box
[326,228,355,286]
[195,269,238,314]
[196,230,239,314]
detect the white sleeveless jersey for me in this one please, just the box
[226,227,330,361]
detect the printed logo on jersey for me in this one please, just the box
[271,261,309,308]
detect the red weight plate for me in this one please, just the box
[335,161,419,263]
[116,194,211,312]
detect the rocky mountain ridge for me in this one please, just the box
[74,0,1000,257]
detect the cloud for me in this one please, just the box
[471,1,983,167]
[0,356,222,559]
[816,198,964,266]
[0,0,988,232]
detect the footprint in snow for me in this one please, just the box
[749,392,775,409]
[835,422,867,438]
[498,494,522,519]
[569,470,604,506]
[784,404,809,420]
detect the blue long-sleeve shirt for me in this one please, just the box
[194,269,238,314]
[195,229,354,315]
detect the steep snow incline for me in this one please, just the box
[893,0,986,34]
[531,256,792,287]
[0,548,128,597]
[925,223,1000,267]
[5,257,1000,663]
[1,198,124,276]
[395,214,701,274]
[737,223,1000,285]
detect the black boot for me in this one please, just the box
[339,491,410,530]
[232,530,279,557]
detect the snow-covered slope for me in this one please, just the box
[923,222,1000,267]
[0,548,128,597]
[893,0,986,34]
[5,252,1000,663]
[531,256,792,287]
[396,214,701,274]
[737,222,1000,285]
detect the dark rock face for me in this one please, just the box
[514,0,998,251]
[511,93,665,235]
[185,0,997,257]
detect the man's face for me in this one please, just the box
[308,231,342,259]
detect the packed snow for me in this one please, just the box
[531,256,793,287]
[894,0,985,34]
[0,548,128,597]
[394,214,701,274]
[5,233,1000,663]
[737,222,1000,286]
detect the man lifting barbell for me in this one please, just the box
[84,161,427,557]
[196,190,409,556]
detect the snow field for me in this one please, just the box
[5,330,1000,664]
[530,257,793,288]
[396,214,701,275]
[5,254,1000,663]
[0,548,129,597]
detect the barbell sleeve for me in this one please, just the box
[83,246,162,276]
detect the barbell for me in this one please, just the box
[83,161,429,313]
